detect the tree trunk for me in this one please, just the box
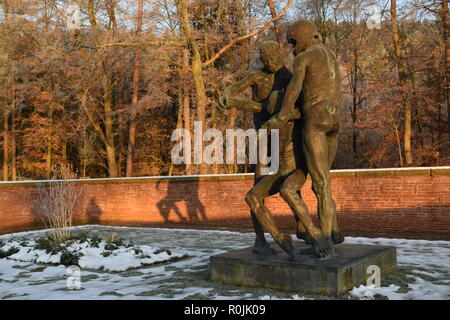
[391,0,412,166]
[394,124,404,167]
[226,108,238,174]
[442,0,450,141]
[190,56,207,128]
[87,0,97,28]
[1,0,9,19]
[403,107,412,165]
[81,133,87,177]
[411,75,425,164]
[103,71,119,178]
[87,3,118,178]
[390,114,404,167]
[351,48,359,168]
[182,49,192,175]
[267,0,284,51]
[126,0,143,177]
[81,77,118,178]
[11,109,16,181]
[176,0,207,174]
[46,103,54,179]
[2,110,8,181]
[190,54,207,173]
[61,118,67,168]
[169,86,185,176]
[106,0,117,31]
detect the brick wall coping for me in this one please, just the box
[0,166,449,188]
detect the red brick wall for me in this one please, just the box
[0,167,449,237]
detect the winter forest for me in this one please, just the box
[0,0,449,180]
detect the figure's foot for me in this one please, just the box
[312,237,335,258]
[252,239,277,256]
[331,230,345,244]
[277,235,299,261]
[296,231,314,245]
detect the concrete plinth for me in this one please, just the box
[210,242,397,297]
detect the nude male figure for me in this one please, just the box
[262,20,345,258]
[219,41,312,256]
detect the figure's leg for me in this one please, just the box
[268,173,312,244]
[278,125,312,244]
[246,173,298,260]
[294,210,313,244]
[280,170,322,244]
[302,116,337,257]
[326,132,345,244]
[250,164,276,255]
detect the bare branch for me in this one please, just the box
[101,41,183,49]
[202,0,292,67]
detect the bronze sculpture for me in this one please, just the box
[219,41,312,256]
[220,20,345,259]
[261,20,345,258]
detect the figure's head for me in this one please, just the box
[258,41,283,72]
[287,19,322,55]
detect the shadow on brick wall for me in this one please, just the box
[156,178,207,223]
[86,196,102,224]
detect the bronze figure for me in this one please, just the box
[219,41,311,256]
[262,20,345,258]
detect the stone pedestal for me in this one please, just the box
[210,242,397,297]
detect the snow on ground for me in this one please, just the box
[0,225,449,300]
[1,238,186,272]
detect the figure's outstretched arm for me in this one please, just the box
[225,72,256,96]
[219,73,256,111]
[227,96,263,113]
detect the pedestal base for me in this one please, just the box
[210,242,397,297]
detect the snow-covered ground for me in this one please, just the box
[1,237,186,272]
[0,225,449,300]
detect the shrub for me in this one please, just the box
[32,165,82,243]
[89,234,102,248]
[101,251,113,257]
[60,249,82,266]
[153,249,171,255]
[126,240,135,248]
[71,231,89,243]
[34,235,65,254]
[104,233,125,251]
[0,247,20,258]
[104,242,118,251]
[19,239,29,247]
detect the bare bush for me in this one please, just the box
[32,166,82,243]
